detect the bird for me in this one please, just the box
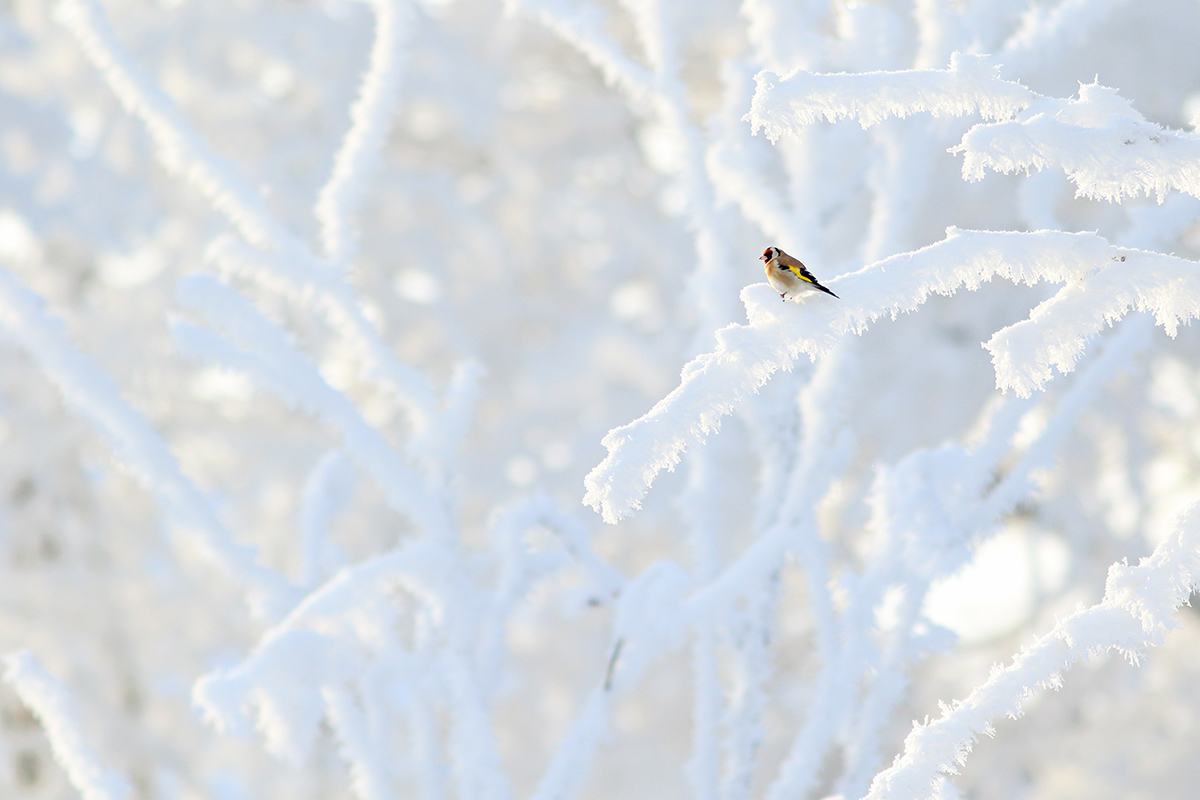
[760,247,838,301]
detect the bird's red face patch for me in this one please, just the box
[761,248,775,261]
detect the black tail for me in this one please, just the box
[815,282,838,299]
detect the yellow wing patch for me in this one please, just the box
[786,265,815,284]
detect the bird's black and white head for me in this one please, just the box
[760,247,780,263]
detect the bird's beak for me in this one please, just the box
[759,255,767,262]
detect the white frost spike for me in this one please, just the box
[4,651,133,800]
[584,228,1111,523]
[863,501,1200,800]
[746,53,1034,141]
[315,0,412,266]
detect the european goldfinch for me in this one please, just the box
[760,247,838,301]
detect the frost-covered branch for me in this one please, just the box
[315,0,412,266]
[298,451,354,588]
[0,266,297,617]
[55,0,287,250]
[171,274,455,540]
[197,494,612,797]
[986,247,1200,396]
[834,314,1151,798]
[864,501,1200,800]
[193,541,455,760]
[204,236,441,438]
[510,0,743,333]
[584,228,1114,523]
[4,652,133,800]
[957,84,1200,203]
[746,53,1033,141]
[323,683,395,800]
[58,0,443,438]
[503,0,655,105]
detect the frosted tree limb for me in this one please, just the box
[172,274,455,540]
[0,267,297,617]
[55,0,288,250]
[198,495,604,791]
[584,228,1114,523]
[739,0,828,75]
[833,316,1151,799]
[315,0,412,266]
[4,651,133,800]
[323,684,395,800]
[706,61,809,250]
[503,0,655,106]
[746,53,1034,141]
[193,541,454,759]
[58,0,441,436]
[205,237,440,434]
[956,83,1200,203]
[510,0,743,334]
[985,248,1200,396]
[298,451,355,588]
[862,500,1200,800]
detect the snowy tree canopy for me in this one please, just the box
[0,0,1199,799]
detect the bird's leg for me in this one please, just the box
[780,293,786,301]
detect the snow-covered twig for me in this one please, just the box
[315,0,412,266]
[193,541,451,759]
[58,0,442,437]
[863,500,1200,800]
[503,0,655,106]
[324,683,395,800]
[298,451,355,588]
[986,247,1200,397]
[584,228,1113,523]
[55,0,287,249]
[204,236,440,436]
[0,267,297,617]
[746,53,1033,141]
[834,315,1151,798]
[171,274,455,540]
[957,84,1200,203]
[4,651,133,800]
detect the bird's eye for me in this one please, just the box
[762,249,773,258]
